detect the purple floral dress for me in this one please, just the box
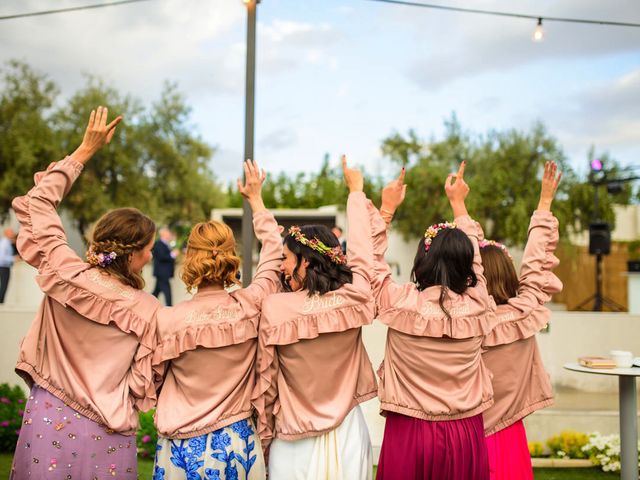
[11,385,137,479]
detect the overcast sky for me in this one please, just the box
[1,0,639,184]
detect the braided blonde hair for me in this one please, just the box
[87,208,156,289]
[181,220,241,292]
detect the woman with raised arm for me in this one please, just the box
[151,159,280,480]
[253,157,377,480]
[371,163,497,480]
[481,161,563,480]
[10,107,160,479]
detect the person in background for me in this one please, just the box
[152,227,177,306]
[0,227,16,303]
[332,225,347,254]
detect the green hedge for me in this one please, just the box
[0,385,26,452]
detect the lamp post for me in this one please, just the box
[242,0,259,286]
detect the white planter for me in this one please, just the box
[531,458,594,468]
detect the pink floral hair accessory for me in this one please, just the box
[479,239,513,260]
[288,225,347,265]
[423,221,457,252]
[86,249,117,267]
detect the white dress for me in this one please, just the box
[268,405,373,480]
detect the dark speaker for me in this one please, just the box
[589,222,611,255]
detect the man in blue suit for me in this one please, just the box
[152,227,176,306]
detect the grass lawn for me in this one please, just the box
[0,454,619,479]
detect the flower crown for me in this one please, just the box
[288,226,347,265]
[86,248,117,268]
[423,222,457,252]
[479,239,513,260]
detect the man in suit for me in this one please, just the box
[0,227,16,304]
[152,227,177,306]
[331,225,347,255]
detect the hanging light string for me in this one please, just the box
[363,0,640,28]
[0,0,151,21]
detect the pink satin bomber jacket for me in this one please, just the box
[11,156,160,435]
[481,210,562,435]
[253,192,378,449]
[152,210,282,439]
[371,208,500,421]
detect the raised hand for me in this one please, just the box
[445,161,469,218]
[342,155,364,193]
[380,168,406,223]
[537,160,562,212]
[237,159,267,212]
[73,106,123,165]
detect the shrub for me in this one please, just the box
[546,430,590,459]
[137,409,157,458]
[582,432,640,473]
[0,384,26,452]
[528,441,545,457]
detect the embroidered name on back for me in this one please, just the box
[87,270,135,300]
[497,311,516,323]
[420,301,471,317]
[302,292,345,313]
[185,306,240,325]
[185,310,210,325]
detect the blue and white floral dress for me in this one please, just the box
[153,418,265,480]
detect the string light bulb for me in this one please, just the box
[533,17,544,42]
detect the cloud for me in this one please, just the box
[544,67,640,158]
[259,128,298,151]
[209,147,243,184]
[0,0,245,99]
[258,19,341,73]
[399,0,640,89]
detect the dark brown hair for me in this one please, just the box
[88,208,156,289]
[181,220,241,292]
[479,245,518,305]
[282,224,353,296]
[411,227,478,319]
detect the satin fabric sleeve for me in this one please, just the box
[240,210,283,304]
[482,211,561,347]
[516,211,563,305]
[346,192,375,292]
[368,203,413,311]
[254,328,280,452]
[11,156,84,272]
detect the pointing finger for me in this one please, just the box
[398,167,406,184]
[457,160,466,180]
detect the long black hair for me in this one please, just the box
[282,224,353,296]
[411,227,478,319]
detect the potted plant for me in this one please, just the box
[628,240,640,272]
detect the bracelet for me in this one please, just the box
[380,209,394,225]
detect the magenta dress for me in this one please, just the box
[376,413,489,480]
[485,420,533,480]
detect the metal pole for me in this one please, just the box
[242,0,258,287]
[618,375,638,480]
[594,254,603,311]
